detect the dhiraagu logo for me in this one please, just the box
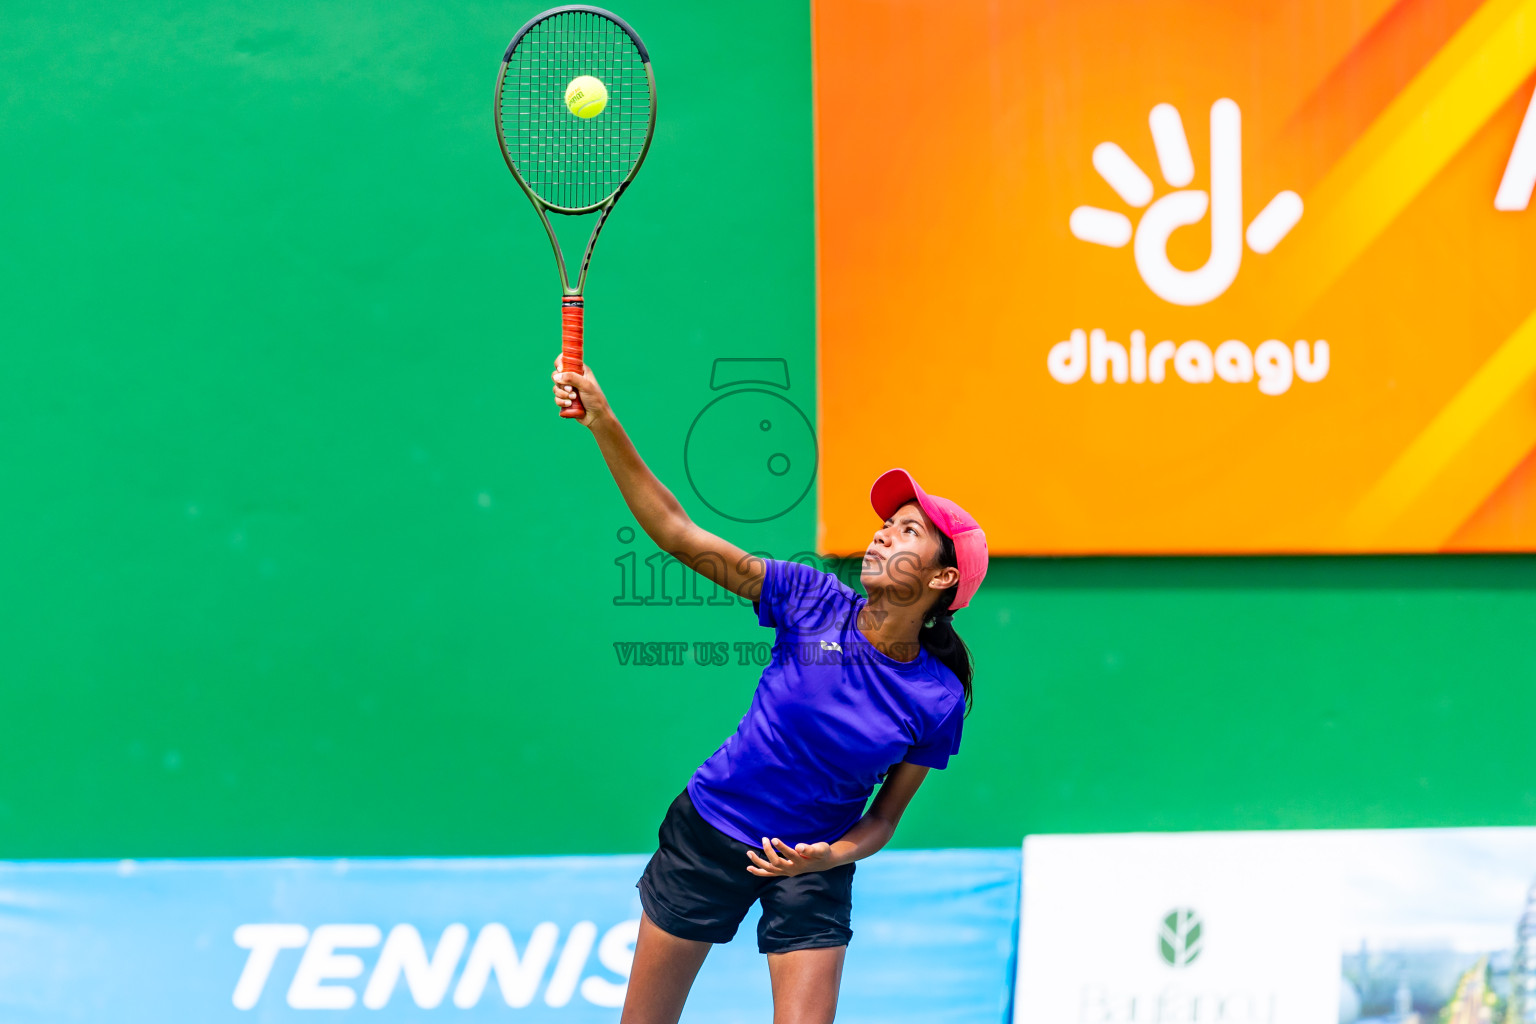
[1069,99,1302,306]
[1159,908,1203,968]
[1051,98,1329,396]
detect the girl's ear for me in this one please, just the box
[931,565,960,590]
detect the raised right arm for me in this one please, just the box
[552,357,767,601]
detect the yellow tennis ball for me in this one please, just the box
[564,75,608,119]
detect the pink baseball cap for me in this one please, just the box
[869,468,989,611]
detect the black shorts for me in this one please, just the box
[637,789,855,955]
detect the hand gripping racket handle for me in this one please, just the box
[560,296,585,419]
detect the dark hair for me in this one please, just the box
[920,530,974,714]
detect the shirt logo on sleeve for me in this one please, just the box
[819,640,842,653]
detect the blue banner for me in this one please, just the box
[0,849,1017,1023]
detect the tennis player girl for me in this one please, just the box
[552,360,987,1024]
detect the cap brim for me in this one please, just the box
[870,468,927,522]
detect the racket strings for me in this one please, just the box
[500,10,651,211]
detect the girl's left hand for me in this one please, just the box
[746,837,833,877]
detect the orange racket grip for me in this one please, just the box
[560,296,585,419]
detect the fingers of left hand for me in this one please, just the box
[766,837,798,865]
[745,849,782,875]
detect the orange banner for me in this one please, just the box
[815,0,1536,554]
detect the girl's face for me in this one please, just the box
[862,500,959,610]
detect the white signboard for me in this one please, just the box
[1015,829,1536,1024]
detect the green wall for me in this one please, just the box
[1,1,1534,859]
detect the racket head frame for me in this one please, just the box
[493,5,658,297]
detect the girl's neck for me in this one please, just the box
[857,590,924,663]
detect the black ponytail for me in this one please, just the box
[920,530,974,714]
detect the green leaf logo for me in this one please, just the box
[1159,908,1203,967]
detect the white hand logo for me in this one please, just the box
[1495,86,1536,211]
[1070,99,1303,306]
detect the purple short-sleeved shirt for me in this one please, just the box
[687,558,965,847]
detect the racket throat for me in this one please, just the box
[572,202,614,293]
[537,199,614,295]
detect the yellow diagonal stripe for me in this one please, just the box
[1270,0,1536,314]
[1337,305,1536,548]
[1271,0,1536,548]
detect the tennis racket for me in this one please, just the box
[494,5,657,419]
